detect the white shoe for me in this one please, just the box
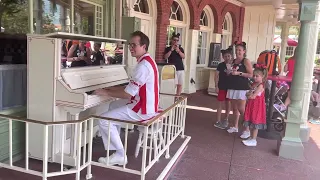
[242,139,257,147]
[227,127,238,133]
[240,131,251,139]
[98,153,128,166]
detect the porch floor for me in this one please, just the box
[1,91,320,180]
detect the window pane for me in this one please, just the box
[317,40,320,54]
[202,32,207,47]
[197,31,208,65]
[200,48,206,64]
[197,48,201,64]
[31,0,95,35]
[198,32,203,47]
[170,1,183,21]
[133,0,149,14]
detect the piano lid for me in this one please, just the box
[61,65,129,90]
[44,32,126,43]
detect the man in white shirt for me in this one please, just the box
[94,31,159,166]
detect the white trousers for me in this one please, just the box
[98,99,154,151]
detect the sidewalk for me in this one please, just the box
[168,91,320,180]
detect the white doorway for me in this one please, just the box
[126,0,157,76]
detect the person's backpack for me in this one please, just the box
[256,50,281,75]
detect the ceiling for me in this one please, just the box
[239,0,300,24]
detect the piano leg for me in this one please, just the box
[70,113,80,158]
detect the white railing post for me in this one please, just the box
[25,122,29,170]
[106,121,111,165]
[42,125,49,180]
[76,123,83,180]
[140,126,149,180]
[123,124,129,169]
[165,110,173,159]
[60,125,65,172]
[83,121,88,165]
[181,99,187,138]
[86,118,94,180]
[9,119,13,166]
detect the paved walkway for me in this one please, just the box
[168,91,320,180]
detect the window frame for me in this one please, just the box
[197,7,213,67]
[286,46,295,56]
[196,31,209,66]
[221,13,233,50]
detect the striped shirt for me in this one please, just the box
[125,53,159,115]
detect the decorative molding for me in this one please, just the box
[225,0,244,7]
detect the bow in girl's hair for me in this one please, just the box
[255,64,267,69]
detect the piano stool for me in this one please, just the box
[134,118,165,159]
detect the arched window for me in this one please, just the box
[133,0,149,14]
[166,0,185,46]
[197,7,213,65]
[200,10,208,26]
[222,12,233,49]
[170,1,183,21]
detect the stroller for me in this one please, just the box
[271,81,289,132]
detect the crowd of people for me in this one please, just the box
[61,39,123,68]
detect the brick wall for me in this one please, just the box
[154,0,245,62]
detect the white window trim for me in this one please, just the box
[197,6,214,67]
[197,30,211,67]
[222,12,233,49]
[168,0,189,50]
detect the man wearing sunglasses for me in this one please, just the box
[94,31,159,166]
[164,32,185,97]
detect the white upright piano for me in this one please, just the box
[27,33,129,166]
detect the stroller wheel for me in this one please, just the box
[274,123,284,132]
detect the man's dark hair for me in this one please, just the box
[130,31,150,51]
[94,42,102,47]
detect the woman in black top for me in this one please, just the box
[226,42,253,134]
[67,40,91,67]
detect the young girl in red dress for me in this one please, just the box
[240,64,267,147]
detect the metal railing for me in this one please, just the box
[0,94,190,180]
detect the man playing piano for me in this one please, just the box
[94,31,159,165]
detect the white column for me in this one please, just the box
[34,0,42,34]
[299,4,320,142]
[184,29,199,94]
[65,8,71,33]
[280,22,289,72]
[29,0,34,33]
[59,6,66,32]
[70,0,74,33]
[115,0,122,38]
[76,12,81,34]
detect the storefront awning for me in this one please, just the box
[274,36,298,47]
